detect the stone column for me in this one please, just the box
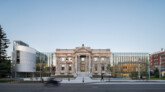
[87,55,89,73]
[75,55,78,73]
[89,55,91,75]
[56,57,60,75]
[77,55,80,72]
[75,55,76,73]
[86,55,87,72]
[88,55,89,73]
[74,55,77,77]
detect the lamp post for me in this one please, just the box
[66,58,72,81]
[159,54,162,79]
[106,64,111,82]
[138,58,141,79]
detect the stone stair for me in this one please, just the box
[77,72,88,77]
[75,72,92,82]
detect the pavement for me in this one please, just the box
[60,77,165,84]
[22,77,165,84]
[61,80,165,84]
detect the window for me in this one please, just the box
[94,57,98,61]
[123,66,127,69]
[69,65,72,71]
[61,65,65,71]
[154,55,158,58]
[101,57,105,61]
[68,57,72,61]
[94,64,97,71]
[53,67,56,71]
[61,57,65,61]
[81,57,85,61]
[101,64,104,71]
[17,59,20,64]
[16,50,20,64]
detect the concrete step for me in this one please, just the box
[75,76,92,81]
[78,72,88,77]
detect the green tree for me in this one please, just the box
[154,68,159,78]
[0,25,10,78]
[141,71,148,79]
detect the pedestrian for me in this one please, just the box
[101,73,104,82]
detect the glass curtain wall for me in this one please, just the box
[36,52,48,77]
[112,53,149,78]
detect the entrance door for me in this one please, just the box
[81,64,85,72]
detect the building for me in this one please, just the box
[12,41,55,78]
[12,40,37,77]
[150,49,165,77]
[43,52,56,76]
[112,53,149,78]
[12,40,151,78]
[55,44,111,77]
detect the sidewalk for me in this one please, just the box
[61,78,165,84]
[21,77,165,84]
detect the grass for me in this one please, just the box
[55,75,75,78]
[150,77,165,80]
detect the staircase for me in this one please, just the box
[61,72,97,83]
[75,72,91,81]
[77,72,88,77]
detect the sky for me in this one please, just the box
[0,0,165,56]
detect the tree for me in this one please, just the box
[0,25,10,78]
[154,68,159,78]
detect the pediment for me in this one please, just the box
[75,47,91,53]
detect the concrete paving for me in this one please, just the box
[22,77,165,84]
[60,77,165,83]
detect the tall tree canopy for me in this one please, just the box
[0,25,10,78]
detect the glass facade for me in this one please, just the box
[112,53,149,78]
[35,52,55,77]
[35,52,48,77]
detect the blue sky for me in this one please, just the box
[0,0,165,56]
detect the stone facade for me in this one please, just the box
[55,45,111,77]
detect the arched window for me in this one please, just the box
[61,57,65,61]
[61,65,65,71]
[101,57,105,61]
[94,57,98,61]
[94,64,97,71]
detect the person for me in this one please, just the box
[49,77,55,83]
[45,76,60,86]
[101,73,104,81]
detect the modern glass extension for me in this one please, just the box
[111,53,149,78]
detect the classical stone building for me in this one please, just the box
[55,45,111,77]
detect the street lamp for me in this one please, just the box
[138,58,141,79]
[66,58,72,81]
[159,54,162,79]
